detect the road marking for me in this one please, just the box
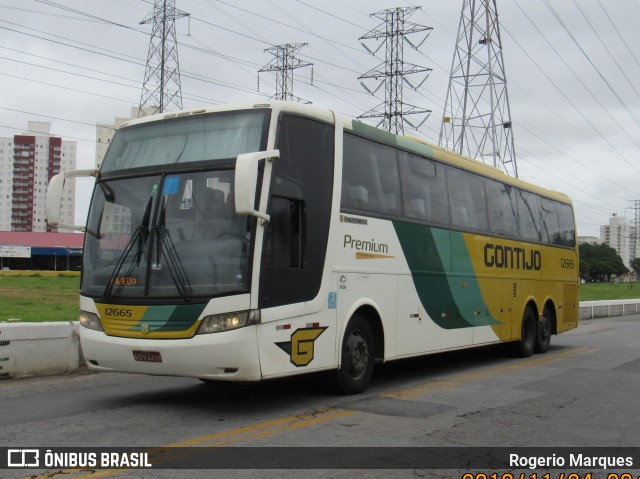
[35,408,355,479]
[24,347,596,478]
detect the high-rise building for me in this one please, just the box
[0,122,76,232]
[600,214,639,268]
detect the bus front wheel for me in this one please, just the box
[334,314,375,395]
[510,306,536,358]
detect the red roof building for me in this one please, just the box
[0,231,84,270]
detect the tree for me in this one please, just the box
[631,257,640,276]
[579,242,628,282]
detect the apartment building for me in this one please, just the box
[600,214,639,268]
[0,122,76,232]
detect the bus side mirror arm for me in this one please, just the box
[47,169,98,232]
[234,150,279,223]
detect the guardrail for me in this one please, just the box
[1,300,639,380]
[578,299,640,320]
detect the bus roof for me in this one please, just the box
[117,101,572,206]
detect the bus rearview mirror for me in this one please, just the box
[234,150,279,223]
[46,169,98,231]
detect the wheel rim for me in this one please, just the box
[345,330,369,381]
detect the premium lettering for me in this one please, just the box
[343,234,389,254]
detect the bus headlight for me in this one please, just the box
[197,310,260,334]
[79,310,104,332]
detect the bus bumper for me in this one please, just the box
[79,326,262,381]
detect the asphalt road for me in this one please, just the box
[1,315,640,479]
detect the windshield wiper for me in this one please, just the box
[147,199,193,301]
[102,196,153,301]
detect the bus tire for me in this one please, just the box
[535,307,552,354]
[334,314,375,395]
[510,306,536,358]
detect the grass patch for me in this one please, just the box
[0,273,80,323]
[579,282,640,301]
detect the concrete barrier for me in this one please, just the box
[578,299,640,320]
[0,322,82,379]
[1,300,639,379]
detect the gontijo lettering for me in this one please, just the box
[343,234,389,254]
[484,243,541,271]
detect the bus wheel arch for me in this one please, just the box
[334,306,383,394]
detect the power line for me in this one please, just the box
[0,56,138,90]
[0,123,97,144]
[0,72,136,104]
[0,30,264,100]
[293,0,363,29]
[33,0,144,33]
[596,0,640,73]
[2,2,382,114]
[0,106,114,130]
[215,0,363,55]
[0,21,143,65]
[542,0,640,131]
[0,4,105,23]
[571,0,640,100]
[502,15,640,178]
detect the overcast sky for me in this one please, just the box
[1,0,639,238]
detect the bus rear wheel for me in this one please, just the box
[510,306,536,358]
[535,307,552,354]
[334,314,375,395]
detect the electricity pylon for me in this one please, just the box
[358,7,432,135]
[439,0,518,177]
[258,43,313,103]
[139,0,189,117]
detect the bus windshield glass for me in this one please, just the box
[100,109,269,172]
[82,169,252,301]
[81,109,271,302]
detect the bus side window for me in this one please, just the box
[447,167,488,231]
[557,203,576,247]
[517,189,542,243]
[486,179,519,238]
[540,197,560,244]
[342,133,400,217]
[398,152,448,225]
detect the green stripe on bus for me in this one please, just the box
[351,120,399,145]
[134,304,206,332]
[393,222,499,329]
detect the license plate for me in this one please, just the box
[132,350,162,363]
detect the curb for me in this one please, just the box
[0,322,82,380]
[1,300,639,380]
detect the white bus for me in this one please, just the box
[47,102,579,394]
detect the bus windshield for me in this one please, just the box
[100,109,268,172]
[81,109,271,302]
[82,169,251,301]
